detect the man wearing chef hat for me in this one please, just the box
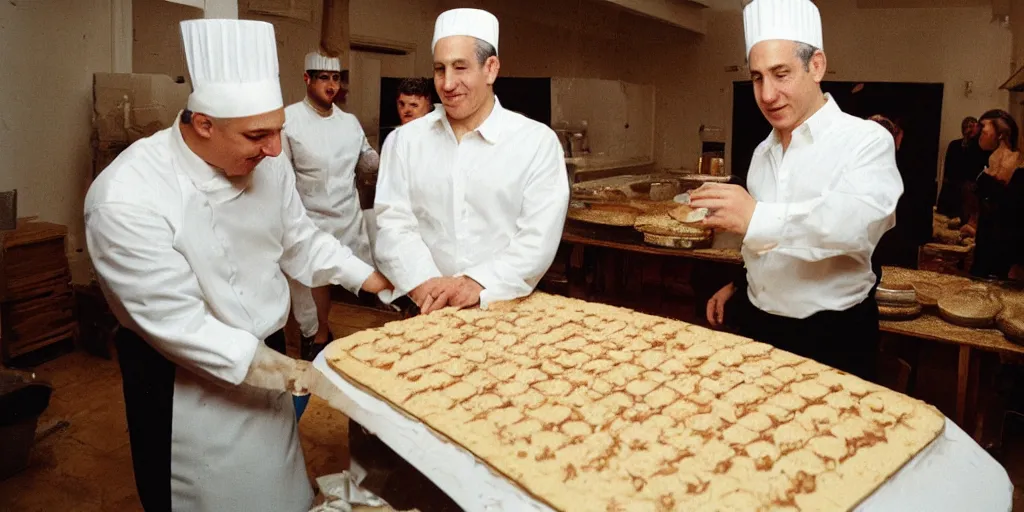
[373,8,570,313]
[283,50,378,360]
[84,19,391,511]
[691,0,903,381]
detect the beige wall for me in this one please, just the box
[0,0,115,280]
[241,0,325,105]
[132,0,201,80]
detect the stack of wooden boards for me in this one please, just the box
[0,220,77,364]
[880,266,1024,344]
[567,174,721,249]
[326,292,945,511]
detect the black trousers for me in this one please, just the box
[115,327,287,512]
[725,287,880,383]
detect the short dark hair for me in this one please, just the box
[979,109,1020,151]
[474,39,497,66]
[961,116,978,134]
[397,78,432,98]
[868,115,898,138]
[795,43,818,71]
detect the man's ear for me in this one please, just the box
[811,50,827,84]
[485,56,500,86]
[190,113,216,139]
[303,72,312,87]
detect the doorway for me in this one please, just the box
[347,40,417,150]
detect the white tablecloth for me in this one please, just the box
[312,354,1013,512]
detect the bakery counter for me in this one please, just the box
[540,221,743,325]
[561,222,743,264]
[877,265,1024,442]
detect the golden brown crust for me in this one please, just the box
[325,293,944,512]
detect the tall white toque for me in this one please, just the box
[180,19,284,119]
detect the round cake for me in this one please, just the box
[938,288,1003,328]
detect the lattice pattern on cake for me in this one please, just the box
[326,293,944,512]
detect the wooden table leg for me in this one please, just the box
[956,345,971,426]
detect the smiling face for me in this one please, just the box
[189,109,285,177]
[748,40,827,139]
[304,70,342,110]
[432,35,499,122]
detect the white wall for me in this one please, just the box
[0,0,115,281]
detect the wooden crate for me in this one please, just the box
[0,219,78,364]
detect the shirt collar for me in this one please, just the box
[302,97,338,119]
[171,112,248,203]
[768,93,842,148]
[432,96,505,144]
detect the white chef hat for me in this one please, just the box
[304,51,341,72]
[180,19,284,119]
[743,0,823,59]
[432,8,499,54]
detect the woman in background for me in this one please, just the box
[966,109,1024,280]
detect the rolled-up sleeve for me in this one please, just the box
[744,130,903,262]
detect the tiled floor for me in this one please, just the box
[3,320,1024,511]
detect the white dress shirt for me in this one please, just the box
[743,94,903,319]
[84,115,373,511]
[374,97,570,308]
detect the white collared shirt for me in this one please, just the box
[373,97,570,308]
[743,94,903,319]
[85,114,373,385]
[283,100,373,263]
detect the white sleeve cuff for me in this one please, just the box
[743,201,785,253]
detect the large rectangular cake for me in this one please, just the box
[325,293,944,511]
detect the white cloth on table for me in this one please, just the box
[313,352,1012,512]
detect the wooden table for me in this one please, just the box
[561,222,744,265]
[881,313,1024,434]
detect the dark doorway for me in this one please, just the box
[731,81,944,268]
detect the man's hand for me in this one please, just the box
[360,271,393,294]
[706,283,736,328]
[449,277,484,310]
[409,276,485,314]
[688,183,757,236]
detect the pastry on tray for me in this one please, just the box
[325,293,945,512]
[634,211,711,240]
